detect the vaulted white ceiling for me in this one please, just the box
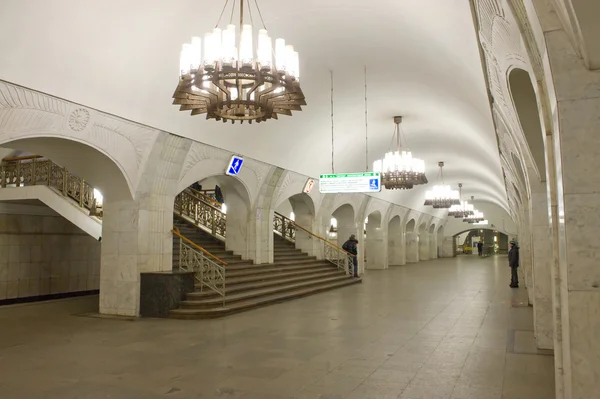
[0,0,508,215]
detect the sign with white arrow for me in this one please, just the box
[225,155,244,176]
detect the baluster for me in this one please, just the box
[47,162,52,187]
[179,237,183,271]
[79,179,85,207]
[282,217,286,240]
[62,167,67,196]
[0,162,5,188]
[211,208,217,236]
[30,157,36,186]
[16,161,21,187]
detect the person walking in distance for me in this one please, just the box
[477,241,483,256]
[342,234,359,278]
[508,240,520,288]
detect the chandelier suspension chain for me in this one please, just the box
[253,0,268,29]
[331,70,335,174]
[216,0,231,28]
[229,0,236,24]
[364,65,369,171]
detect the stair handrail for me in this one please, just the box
[171,226,228,266]
[273,211,296,242]
[172,226,226,304]
[187,187,221,208]
[174,189,226,238]
[0,156,103,217]
[274,214,355,275]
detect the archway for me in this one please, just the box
[388,215,404,266]
[508,68,546,182]
[176,174,252,259]
[0,138,132,309]
[331,203,360,274]
[453,228,508,255]
[365,210,385,269]
[405,218,419,263]
[418,222,430,261]
[275,193,316,256]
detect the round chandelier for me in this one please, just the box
[424,162,460,208]
[173,0,306,123]
[464,210,485,223]
[447,184,475,218]
[373,116,427,190]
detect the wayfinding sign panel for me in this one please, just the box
[225,155,244,176]
[319,172,381,193]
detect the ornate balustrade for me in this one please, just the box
[0,155,103,217]
[273,211,296,242]
[174,189,226,239]
[172,226,226,303]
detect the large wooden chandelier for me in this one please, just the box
[173,0,306,123]
[373,116,428,190]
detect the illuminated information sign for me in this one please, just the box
[319,172,381,194]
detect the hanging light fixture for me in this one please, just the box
[373,116,427,190]
[173,0,306,123]
[464,210,485,223]
[424,162,460,208]
[448,183,475,218]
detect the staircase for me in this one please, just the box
[170,216,360,319]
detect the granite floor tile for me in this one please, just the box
[0,256,554,399]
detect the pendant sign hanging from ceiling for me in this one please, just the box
[225,155,244,176]
[319,172,381,194]
[303,178,315,193]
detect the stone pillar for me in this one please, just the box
[294,212,319,257]
[441,236,455,258]
[224,192,250,260]
[535,6,600,396]
[406,232,419,263]
[428,233,438,259]
[419,232,430,261]
[100,134,189,316]
[366,222,388,269]
[388,230,406,266]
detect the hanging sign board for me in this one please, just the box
[225,155,244,176]
[303,178,315,193]
[319,172,381,193]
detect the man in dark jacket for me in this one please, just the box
[508,241,519,288]
[342,234,359,278]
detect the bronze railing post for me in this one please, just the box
[61,167,67,196]
[0,163,5,188]
[30,157,36,186]
[211,208,217,236]
[80,179,85,207]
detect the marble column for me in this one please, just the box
[294,212,319,257]
[530,188,554,350]
[419,232,430,261]
[100,134,189,316]
[388,231,406,266]
[428,233,438,259]
[440,236,455,258]
[406,232,419,263]
[366,222,388,269]
[539,8,600,396]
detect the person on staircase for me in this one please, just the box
[342,234,359,278]
[214,185,224,204]
[508,240,520,288]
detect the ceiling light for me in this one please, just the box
[447,183,475,218]
[424,162,460,208]
[373,116,427,190]
[173,0,306,123]
[464,210,485,223]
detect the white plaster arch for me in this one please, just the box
[0,80,161,199]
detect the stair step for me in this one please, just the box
[274,255,316,261]
[180,275,356,308]
[170,278,362,319]
[226,262,332,277]
[223,267,342,285]
[188,270,346,299]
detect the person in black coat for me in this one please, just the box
[508,241,519,288]
[342,234,359,278]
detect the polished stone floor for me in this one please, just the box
[0,255,555,399]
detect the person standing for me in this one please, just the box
[342,234,359,278]
[477,241,483,256]
[508,240,519,288]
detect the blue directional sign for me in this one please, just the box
[226,155,244,176]
[369,178,379,191]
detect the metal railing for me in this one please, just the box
[0,155,103,217]
[273,211,296,242]
[174,188,226,239]
[172,226,226,304]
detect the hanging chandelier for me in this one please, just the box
[447,183,475,218]
[424,162,460,208]
[373,116,427,190]
[173,0,306,123]
[464,210,485,223]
